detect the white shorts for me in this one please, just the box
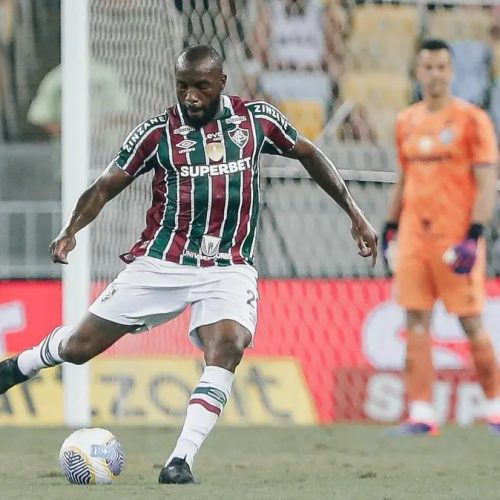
[88,256,259,349]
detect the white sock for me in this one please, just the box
[17,326,74,377]
[166,365,234,469]
[484,398,500,420]
[409,400,436,424]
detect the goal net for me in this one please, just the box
[72,0,500,428]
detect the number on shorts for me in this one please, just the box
[246,289,256,308]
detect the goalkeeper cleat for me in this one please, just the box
[487,418,500,434]
[158,457,200,485]
[386,421,439,437]
[0,356,29,395]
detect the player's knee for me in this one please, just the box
[61,335,94,365]
[205,331,247,370]
[459,316,482,339]
[406,310,432,332]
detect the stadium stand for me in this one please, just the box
[342,71,411,144]
[2,0,500,278]
[449,40,492,107]
[347,4,420,72]
[427,5,492,43]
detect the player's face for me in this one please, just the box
[176,66,226,128]
[416,49,453,99]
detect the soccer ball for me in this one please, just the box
[59,428,125,485]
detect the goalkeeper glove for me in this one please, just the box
[381,221,398,275]
[442,223,483,275]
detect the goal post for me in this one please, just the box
[61,0,91,427]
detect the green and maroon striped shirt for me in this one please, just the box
[114,95,298,267]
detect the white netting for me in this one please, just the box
[87,0,500,283]
[88,0,183,281]
[3,0,500,428]
[81,0,500,428]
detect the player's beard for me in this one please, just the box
[181,98,220,128]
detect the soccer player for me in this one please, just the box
[0,45,377,483]
[382,39,499,435]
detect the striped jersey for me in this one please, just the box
[114,95,298,267]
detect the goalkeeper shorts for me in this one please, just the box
[394,239,486,316]
[89,255,258,348]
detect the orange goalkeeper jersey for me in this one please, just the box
[396,97,498,246]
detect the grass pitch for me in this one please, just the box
[1,425,500,500]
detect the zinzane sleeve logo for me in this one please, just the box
[113,113,167,178]
[250,102,298,156]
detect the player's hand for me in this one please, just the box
[351,216,378,267]
[381,221,398,276]
[443,239,477,275]
[49,231,76,264]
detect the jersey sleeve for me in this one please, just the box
[113,115,166,178]
[467,108,499,167]
[250,102,298,155]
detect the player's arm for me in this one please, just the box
[380,169,405,273]
[50,114,164,264]
[443,110,498,274]
[286,136,378,266]
[468,108,499,236]
[387,169,405,223]
[443,165,498,274]
[471,166,498,226]
[381,118,407,273]
[50,165,132,264]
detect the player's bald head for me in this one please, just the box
[175,45,223,75]
[175,45,226,128]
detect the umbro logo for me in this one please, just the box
[177,139,196,149]
[176,138,196,154]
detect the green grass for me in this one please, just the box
[1,425,500,499]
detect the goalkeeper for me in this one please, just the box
[382,39,499,435]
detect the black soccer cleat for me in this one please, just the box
[0,356,29,395]
[158,457,200,485]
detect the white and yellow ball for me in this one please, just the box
[59,428,125,485]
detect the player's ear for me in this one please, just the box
[221,74,227,90]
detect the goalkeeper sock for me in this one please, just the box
[409,400,436,424]
[166,365,233,469]
[17,326,74,377]
[405,329,435,418]
[470,334,499,400]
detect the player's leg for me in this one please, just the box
[402,309,438,432]
[159,265,257,484]
[0,313,131,394]
[459,315,500,430]
[436,241,500,428]
[390,245,439,435]
[1,256,189,395]
[159,319,250,484]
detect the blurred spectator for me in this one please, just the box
[0,0,16,141]
[239,59,275,104]
[490,22,500,140]
[27,60,129,140]
[249,0,346,140]
[450,40,492,108]
[173,0,251,60]
[336,104,377,143]
[252,0,345,80]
